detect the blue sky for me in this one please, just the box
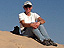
[0,0,64,44]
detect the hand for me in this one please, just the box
[35,22,40,28]
[30,22,37,29]
[30,22,40,29]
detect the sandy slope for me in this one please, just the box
[0,31,64,48]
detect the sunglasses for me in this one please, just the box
[24,5,32,8]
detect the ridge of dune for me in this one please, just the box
[0,31,64,48]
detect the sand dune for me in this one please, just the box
[0,31,64,48]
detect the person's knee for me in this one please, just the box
[33,28,39,31]
[39,24,43,27]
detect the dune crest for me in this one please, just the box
[0,31,64,48]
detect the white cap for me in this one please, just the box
[24,1,32,6]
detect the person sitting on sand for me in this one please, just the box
[19,1,57,46]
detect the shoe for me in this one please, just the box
[48,39,57,46]
[42,39,51,46]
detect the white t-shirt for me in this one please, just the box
[19,12,40,30]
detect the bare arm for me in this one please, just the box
[19,17,45,29]
[20,20,31,27]
[20,20,38,29]
[37,17,45,24]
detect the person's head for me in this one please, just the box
[23,1,32,13]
